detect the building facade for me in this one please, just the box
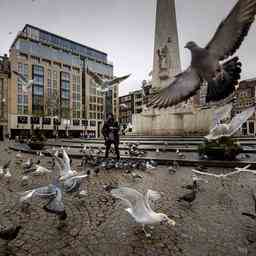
[233,78,256,136]
[0,55,10,140]
[119,89,143,127]
[9,24,118,138]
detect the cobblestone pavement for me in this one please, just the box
[0,140,256,255]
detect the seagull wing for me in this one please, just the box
[148,68,201,109]
[62,149,72,174]
[145,190,161,211]
[211,103,233,128]
[87,68,104,86]
[206,0,256,60]
[107,74,131,86]
[227,106,255,136]
[111,187,149,217]
[13,70,28,83]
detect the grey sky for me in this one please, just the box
[0,0,255,96]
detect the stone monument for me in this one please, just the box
[152,0,181,89]
[133,0,202,135]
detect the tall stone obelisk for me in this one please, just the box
[152,0,181,89]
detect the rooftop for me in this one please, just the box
[10,24,111,64]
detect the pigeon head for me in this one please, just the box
[158,213,176,226]
[185,41,198,50]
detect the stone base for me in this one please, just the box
[132,106,215,136]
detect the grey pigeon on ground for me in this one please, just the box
[149,0,256,108]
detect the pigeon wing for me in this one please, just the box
[44,188,64,213]
[148,68,201,109]
[87,68,104,86]
[206,0,256,60]
[107,74,131,86]
[19,185,56,202]
[227,106,255,136]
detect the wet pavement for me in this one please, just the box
[1,140,256,255]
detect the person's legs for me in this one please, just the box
[114,142,120,161]
[105,141,111,158]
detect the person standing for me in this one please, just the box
[102,113,120,161]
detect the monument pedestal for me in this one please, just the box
[133,106,214,136]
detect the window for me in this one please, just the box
[32,65,44,114]
[73,119,80,126]
[61,72,70,118]
[42,117,51,125]
[17,116,28,124]
[90,120,96,126]
[31,117,40,124]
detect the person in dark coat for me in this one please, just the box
[102,113,120,161]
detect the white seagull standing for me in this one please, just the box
[13,70,34,92]
[111,187,175,237]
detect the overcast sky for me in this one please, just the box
[0,0,255,96]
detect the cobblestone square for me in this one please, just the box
[0,141,255,255]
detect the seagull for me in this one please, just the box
[16,152,22,158]
[96,87,110,93]
[149,0,256,108]
[22,158,33,169]
[206,106,255,141]
[54,150,77,180]
[4,169,12,179]
[131,172,143,181]
[32,165,52,175]
[12,70,34,92]
[119,103,128,110]
[111,187,175,237]
[87,68,131,90]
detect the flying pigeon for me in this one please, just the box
[111,187,175,237]
[13,70,34,92]
[206,106,255,140]
[87,68,130,89]
[149,0,256,108]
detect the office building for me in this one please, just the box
[9,24,118,138]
